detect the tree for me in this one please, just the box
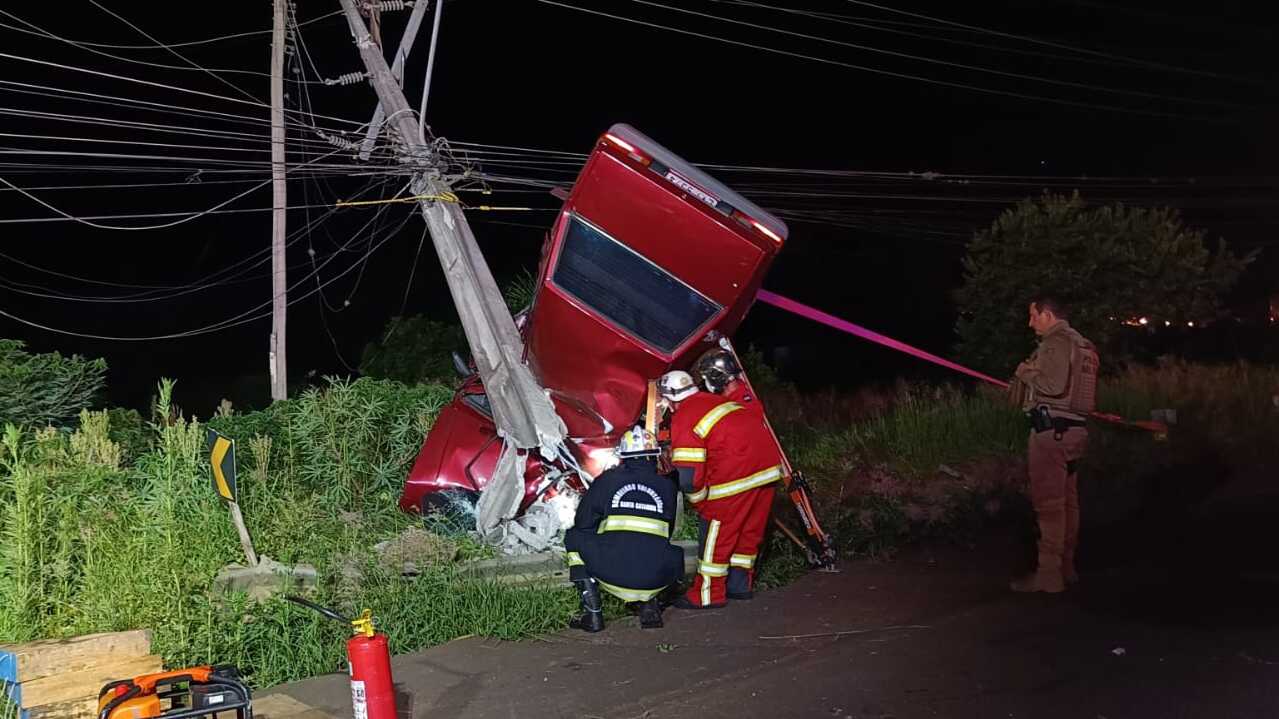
[0,340,107,428]
[954,193,1252,375]
[359,316,465,385]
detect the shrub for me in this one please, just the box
[358,316,465,386]
[0,340,107,428]
[954,193,1252,375]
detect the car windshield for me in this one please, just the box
[551,215,720,353]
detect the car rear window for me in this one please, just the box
[552,215,720,354]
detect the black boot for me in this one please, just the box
[637,598,664,629]
[569,578,604,633]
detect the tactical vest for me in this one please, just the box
[1031,325,1099,416]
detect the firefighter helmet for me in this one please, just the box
[693,347,742,394]
[618,425,659,458]
[657,370,699,402]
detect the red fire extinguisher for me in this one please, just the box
[287,596,396,719]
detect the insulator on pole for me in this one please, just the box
[323,71,369,86]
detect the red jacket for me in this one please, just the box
[669,390,782,507]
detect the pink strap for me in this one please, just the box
[755,290,1010,389]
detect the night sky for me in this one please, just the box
[0,1,1274,414]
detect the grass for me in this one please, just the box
[765,361,1279,559]
[0,377,578,688]
[2,360,1273,691]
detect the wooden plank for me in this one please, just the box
[0,632,152,684]
[21,655,161,708]
[26,697,96,719]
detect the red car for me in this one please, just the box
[399,124,788,517]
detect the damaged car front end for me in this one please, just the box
[399,124,788,552]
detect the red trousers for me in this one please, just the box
[686,485,774,607]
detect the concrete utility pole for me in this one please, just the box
[269,0,288,402]
[336,0,565,457]
[358,0,432,161]
[417,0,445,142]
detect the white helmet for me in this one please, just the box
[618,425,659,458]
[658,370,699,402]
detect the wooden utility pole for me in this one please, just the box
[270,0,288,402]
[337,0,564,454]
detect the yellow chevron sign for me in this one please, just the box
[207,429,237,503]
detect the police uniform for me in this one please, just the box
[564,459,685,603]
[670,390,783,607]
[1013,319,1098,591]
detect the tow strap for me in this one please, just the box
[755,290,1168,436]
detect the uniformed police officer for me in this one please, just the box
[564,427,685,632]
[1010,296,1099,593]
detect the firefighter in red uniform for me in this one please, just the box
[659,370,782,608]
[693,347,761,411]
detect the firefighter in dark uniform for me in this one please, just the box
[564,427,685,632]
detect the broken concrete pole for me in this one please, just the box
[212,555,318,601]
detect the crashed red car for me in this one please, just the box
[399,124,788,516]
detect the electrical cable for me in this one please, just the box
[626,0,1242,109]
[0,51,366,130]
[0,207,413,341]
[533,1,1192,118]
[0,178,390,301]
[0,10,344,51]
[839,0,1263,85]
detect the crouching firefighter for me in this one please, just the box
[660,370,783,609]
[564,427,685,632]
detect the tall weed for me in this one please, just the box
[0,377,572,689]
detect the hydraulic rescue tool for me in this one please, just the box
[704,333,838,570]
[97,666,251,719]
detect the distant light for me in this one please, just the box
[1164,320,1171,327]
[1139,317,1149,326]
[1187,321,1195,327]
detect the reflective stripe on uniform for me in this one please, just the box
[693,402,743,439]
[671,447,707,463]
[566,551,584,567]
[730,553,756,569]
[706,465,783,502]
[596,579,664,602]
[685,485,708,504]
[697,560,729,577]
[700,519,721,606]
[598,515,670,538]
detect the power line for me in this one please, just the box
[0,9,344,51]
[533,1,1196,118]
[0,178,390,301]
[839,0,1262,85]
[0,206,413,342]
[0,79,366,152]
[713,1,1267,86]
[0,51,367,131]
[625,0,1240,110]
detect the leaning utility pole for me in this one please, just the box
[357,0,431,161]
[336,0,564,458]
[269,0,288,402]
